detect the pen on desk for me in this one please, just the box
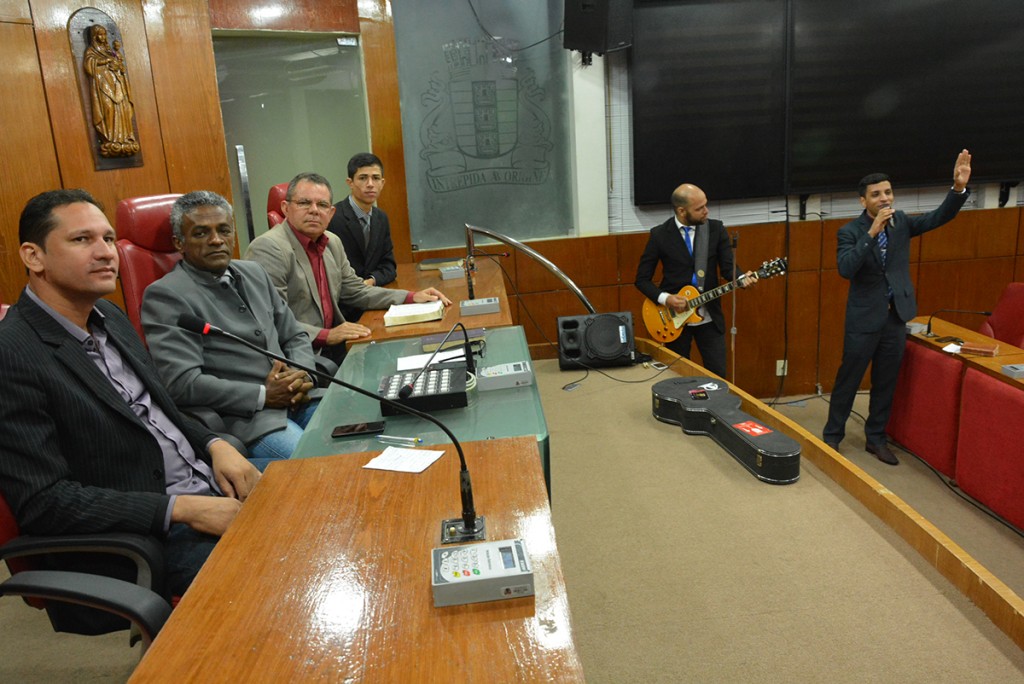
[376,434,423,447]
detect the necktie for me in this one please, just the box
[682,227,698,286]
[877,228,893,299]
[361,216,370,247]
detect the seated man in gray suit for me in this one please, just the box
[142,191,317,468]
[245,172,450,364]
[0,189,259,633]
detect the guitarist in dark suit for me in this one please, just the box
[823,150,973,465]
[0,189,259,632]
[635,183,757,377]
[327,152,398,321]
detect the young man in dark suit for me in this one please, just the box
[0,189,259,632]
[635,183,757,378]
[327,152,398,321]
[823,150,973,465]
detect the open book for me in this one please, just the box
[383,299,445,327]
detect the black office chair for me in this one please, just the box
[0,492,171,652]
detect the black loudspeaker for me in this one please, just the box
[563,0,633,55]
[557,312,636,370]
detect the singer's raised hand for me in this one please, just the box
[953,148,972,191]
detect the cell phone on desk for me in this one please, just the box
[331,421,386,438]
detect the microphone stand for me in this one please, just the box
[178,315,485,544]
[925,309,992,337]
[399,321,475,399]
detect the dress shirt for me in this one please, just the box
[24,286,219,530]
[288,224,335,347]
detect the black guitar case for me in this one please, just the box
[652,376,800,484]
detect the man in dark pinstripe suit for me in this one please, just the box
[0,189,260,633]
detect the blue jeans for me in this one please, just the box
[246,400,319,470]
[164,522,219,598]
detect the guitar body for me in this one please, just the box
[640,257,788,344]
[641,285,702,343]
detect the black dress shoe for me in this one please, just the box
[866,442,899,465]
[824,441,839,451]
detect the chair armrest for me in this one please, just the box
[0,570,171,648]
[0,532,164,591]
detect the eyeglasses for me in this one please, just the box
[289,199,332,212]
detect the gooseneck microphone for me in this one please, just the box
[924,308,992,337]
[398,321,475,399]
[177,313,484,541]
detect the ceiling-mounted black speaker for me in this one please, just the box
[558,312,636,370]
[563,0,633,55]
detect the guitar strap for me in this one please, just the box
[693,222,709,291]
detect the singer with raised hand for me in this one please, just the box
[823,149,973,465]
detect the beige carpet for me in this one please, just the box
[540,359,1024,682]
[3,359,1024,682]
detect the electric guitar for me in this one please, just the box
[641,257,787,343]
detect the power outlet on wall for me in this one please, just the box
[776,360,788,376]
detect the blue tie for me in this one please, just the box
[877,228,893,299]
[682,227,698,286]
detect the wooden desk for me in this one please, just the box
[129,437,584,682]
[353,259,513,346]
[909,317,1024,385]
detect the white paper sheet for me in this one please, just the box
[363,446,445,473]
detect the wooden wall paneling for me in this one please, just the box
[919,207,1018,262]
[616,231,655,286]
[619,284,648,342]
[818,217,848,271]
[1016,256,1024,283]
[516,286,620,347]
[730,221,784,275]
[208,0,358,33]
[0,0,31,22]
[144,0,231,199]
[30,0,170,214]
[816,269,850,393]
[787,219,823,272]
[359,1,411,263]
[730,262,786,397]
[0,21,62,305]
[517,236,619,293]
[0,20,63,306]
[1016,207,1024,257]
[915,257,1016,328]
[780,271,821,395]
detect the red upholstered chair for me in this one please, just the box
[978,282,1024,348]
[887,341,964,477]
[956,368,1024,531]
[115,194,182,341]
[267,182,288,228]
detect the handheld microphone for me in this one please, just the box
[177,313,485,542]
[398,321,474,399]
[924,309,992,337]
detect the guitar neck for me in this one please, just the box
[692,273,746,308]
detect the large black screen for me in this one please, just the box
[631,0,787,203]
[788,0,1024,193]
[630,0,1024,202]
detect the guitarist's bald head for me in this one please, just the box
[671,183,705,208]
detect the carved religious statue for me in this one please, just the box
[83,25,139,157]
